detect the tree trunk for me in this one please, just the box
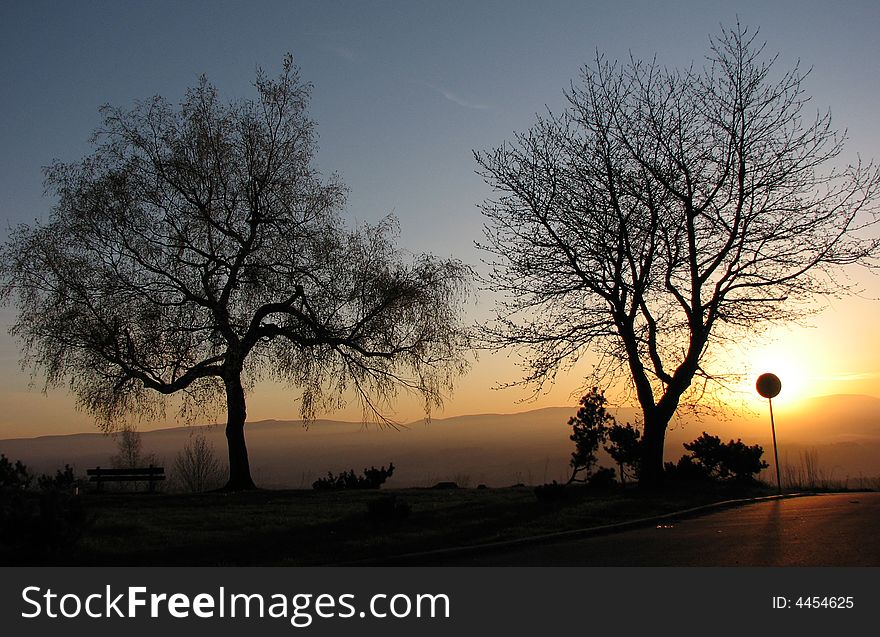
[223,372,256,490]
[639,413,667,489]
[637,371,699,488]
[635,332,706,489]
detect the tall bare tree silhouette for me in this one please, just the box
[476,24,880,486]
[1,56,471,490]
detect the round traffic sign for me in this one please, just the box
[756,373,782,399]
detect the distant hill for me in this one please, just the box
[1,395,877,488]
[776,394,880,442]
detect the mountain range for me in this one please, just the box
[1,394,877,488]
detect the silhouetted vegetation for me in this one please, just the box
[534,391,644,502]
[2,455,82,493]
[565,389,642,488]
[37,465,79,492]
[312,464,396,490]
[476,23,880,488]
[666,432,768,483]
[430,481,461,489]
[173,433,224,493]
[781,449,880,491]
[587,467,618,489]
[664,456,712,482]
[0,56,471,491]
[605,422,643,485]
[111,426,158,470]
[534,480,568,503]
[1,457,91,562]
[567,388,614,484]
[0,454,31,490]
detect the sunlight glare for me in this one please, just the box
[742,342,816,406]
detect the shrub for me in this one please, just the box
[174,434,224,493]
[0,455,31,491]
[674,432,769,483]
[312,464,395,490]
[720,439,770,482]
[1,464,91,561]
[534,481,568,503]
[37,465,79,492]
[587,466,617,488]
[664,455,711,482]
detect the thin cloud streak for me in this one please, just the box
[422,82,490,110]
[330,45,360,64]
[819,372,880,382]
[322,44,361,64]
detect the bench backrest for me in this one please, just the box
[87,467,165,477]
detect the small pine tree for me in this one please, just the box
[605,423,643,484]
[567,388,615,484]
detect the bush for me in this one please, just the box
[174,434,224,493]
[1,460,91,561]
[664,455,711,482]
[721,439,770,482]
[0,454,31,491]
[587,466,617,488]
[312,464,395,490]
[534,481,568,503]
[37,465,80,492]
[674,432,769,483]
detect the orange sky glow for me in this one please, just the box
[1,269,877,440]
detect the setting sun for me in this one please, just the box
[742,342,817,407]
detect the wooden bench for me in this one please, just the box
[87,466,165,492]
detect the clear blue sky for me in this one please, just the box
[2,0,879,435]
[4,0,879,255]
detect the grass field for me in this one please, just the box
[2,482,780,566]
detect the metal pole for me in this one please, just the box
[769,397,781,494]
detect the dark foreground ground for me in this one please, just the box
[4,483,870,566]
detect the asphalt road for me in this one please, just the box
[438,492,880,566]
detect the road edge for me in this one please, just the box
[340,492,816,566]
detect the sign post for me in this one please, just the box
[756,373,782,494]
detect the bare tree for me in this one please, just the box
[109,424,159,492]
[174,433,224,493]
[110,424,157,469]
[0,56,471,490]
[475,25,880,486]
